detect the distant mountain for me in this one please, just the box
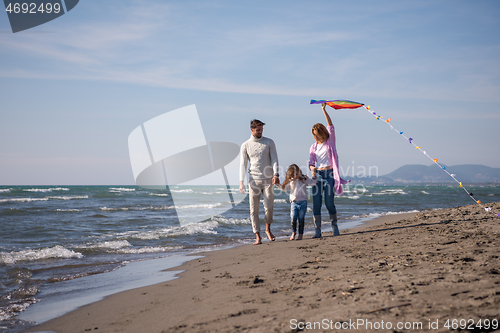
[348,164,500,184]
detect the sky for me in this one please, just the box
[0,0,499,185]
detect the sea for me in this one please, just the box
[1,184,499,332]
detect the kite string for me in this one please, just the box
[363,106,497,216]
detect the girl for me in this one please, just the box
[280,164,316,240]
[308,103,349,238]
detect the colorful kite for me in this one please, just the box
[311,99,499,218]
[310,99,364,110]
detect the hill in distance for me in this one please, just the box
[348,164,500,184]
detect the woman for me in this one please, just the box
[308,103,348,238]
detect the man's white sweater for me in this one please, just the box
[239,135,279,182]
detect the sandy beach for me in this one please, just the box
[26,202,500,333]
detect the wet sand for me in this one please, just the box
[27,203,500,333]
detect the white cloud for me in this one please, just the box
[0,1,499,104]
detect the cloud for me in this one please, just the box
[0,1,499,105]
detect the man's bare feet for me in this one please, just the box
[253,234,262,245]
[297,234,303,240]
[290,232,296,241]
[265,230,275,241]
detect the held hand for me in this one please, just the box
[310,166,317,178]
[239,182,246,194]
[272,176,280,185]
[321,103,326,111]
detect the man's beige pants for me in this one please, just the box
[248,178,274,234]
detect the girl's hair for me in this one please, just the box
[281,164,307,189]
[311,123,329,142]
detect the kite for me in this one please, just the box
[310,100,364,110]
[310,99,499,218]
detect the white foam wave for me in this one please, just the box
[350,209,419,220]
[169,189,194,193]
[0,189,11,193]
[99,205,175,211]
[211,216,251,225]
[175,203,222,209]
[87,240,132,250]
[261,199,288,204]
[0,245,84,265]
[344,187,370,194]
[0,197,49,203]
[55,209,83,212]
[100,207,130,211]
[47,195,88,200]
[373,189,407,195]
[346,195,360,200]
[120,221,219,240]
[23,187,69,192]
[212,189,240,194]
[0,299,40,321]
[421,191,430,195]
[149,193,169,197]
[109,187,136,192]
[116,246,182,254]
[0,195,87,203]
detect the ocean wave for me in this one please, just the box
[176,203,222,209]
[261,199,288,204]
[372,189,407,195]
[100,207,129,211]
[119,221,220,240]
[116,246,182,254]
[0,245,84,265]
[0,189,11,193]
[211,216,251,225]
[149,193,169,197]
[0,197,49,203]
[99,205,175,211]
[349,209,420,220]
[46,195,89,200]
[169,189,194,193]
[420,191,430,195]
[0,297,40,321]
[344,187,370,194]
[55,209,83,212]
[199,189,239,195]
[0,195,87,203]
[23,187,69,192]
[86,240,132,250]
[109,187,136,192]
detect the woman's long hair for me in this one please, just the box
[281,164,307,189]
[312,123,329,143]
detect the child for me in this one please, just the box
[280,164,316,240]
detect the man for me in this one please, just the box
[239,119,280,245]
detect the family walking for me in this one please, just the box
[239,103,348,244]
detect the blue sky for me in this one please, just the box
[1,0,499,185]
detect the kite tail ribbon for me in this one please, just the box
[363,105,499,218]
